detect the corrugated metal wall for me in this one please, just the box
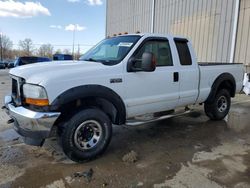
[153,0,236,62]
[106,0,249,65]
[106,0,152,35]
[235,0,250,68]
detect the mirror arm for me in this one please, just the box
[130,67,143,72]
[128,57,143,72]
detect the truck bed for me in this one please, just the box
[197,63,244,103]
[199,62,243,66]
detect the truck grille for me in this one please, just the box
[12,78,18,97]
[11,77,23,106]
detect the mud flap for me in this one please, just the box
[23,137,45,146]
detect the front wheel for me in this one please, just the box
[61,108,112,162]
[204,89,231,120]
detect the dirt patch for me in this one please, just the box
[234,182,250,188]
[64,176,75,185]
[0,164,25,185]
[73,168,94,182]
[42,179,66,188]
[154,162,222,188]
[122,150,138,163]
[192,140,250,163]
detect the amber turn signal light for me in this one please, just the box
[25,98,49,106]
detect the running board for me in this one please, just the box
[125,109,193,126]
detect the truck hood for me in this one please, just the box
[9,60,109,84]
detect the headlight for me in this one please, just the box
[23,84,49,106]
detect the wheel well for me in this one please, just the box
[54,97,121,127]
[205,73,236,104]
[51,85,126,129]
[217,80,235,97]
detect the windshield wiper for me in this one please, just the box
[82,58,113,65]
[84,58,98,62]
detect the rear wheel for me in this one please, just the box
[61,108,112,162]
[204,89,231,120]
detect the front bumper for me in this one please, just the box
[4,95,61,146]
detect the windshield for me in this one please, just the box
[80,35,141,65]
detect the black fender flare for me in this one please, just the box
[51,85,126,125]
[205,73,236,104]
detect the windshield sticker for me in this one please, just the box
[118,42,133,47]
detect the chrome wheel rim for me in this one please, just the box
[217,96,228,113]
[74,120,102,150]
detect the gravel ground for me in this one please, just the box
[0,69,250,188]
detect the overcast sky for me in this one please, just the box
[0,0,106,53]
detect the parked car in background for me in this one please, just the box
[53,54,73,61]
[2,60,14,68]
[0,61,5,69]
[7,61,15,69]
[13,56,51,67]
[3,61,9,68]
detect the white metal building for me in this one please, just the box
[106,0,250,70]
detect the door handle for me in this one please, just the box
[173,72,179,82]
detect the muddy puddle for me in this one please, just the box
[0,129,19,142]
[226,103,250,133]
[0,97,249,188]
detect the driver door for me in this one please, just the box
[124,37,179,118]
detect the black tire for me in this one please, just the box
[61,108,112,162]
[204,89,231,120]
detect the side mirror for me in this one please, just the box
[127,52,156,72]
[141,52,156,72]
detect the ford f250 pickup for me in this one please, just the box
[3,34,244,162]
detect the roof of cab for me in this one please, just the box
[109,33,188,40]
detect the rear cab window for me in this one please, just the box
[174,39,192,66]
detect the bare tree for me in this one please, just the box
[63,48,71,54]
[0,34,13,60]
[18,38,34,56]
[11,49,22,59]
[37,44,54,58]
[54,49,62,54]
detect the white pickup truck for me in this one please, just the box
[3,34,244,162]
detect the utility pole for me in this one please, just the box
[77,44,80,60]
[72,25,76,60]
[150,0,155,33]
[0,32,3,61]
